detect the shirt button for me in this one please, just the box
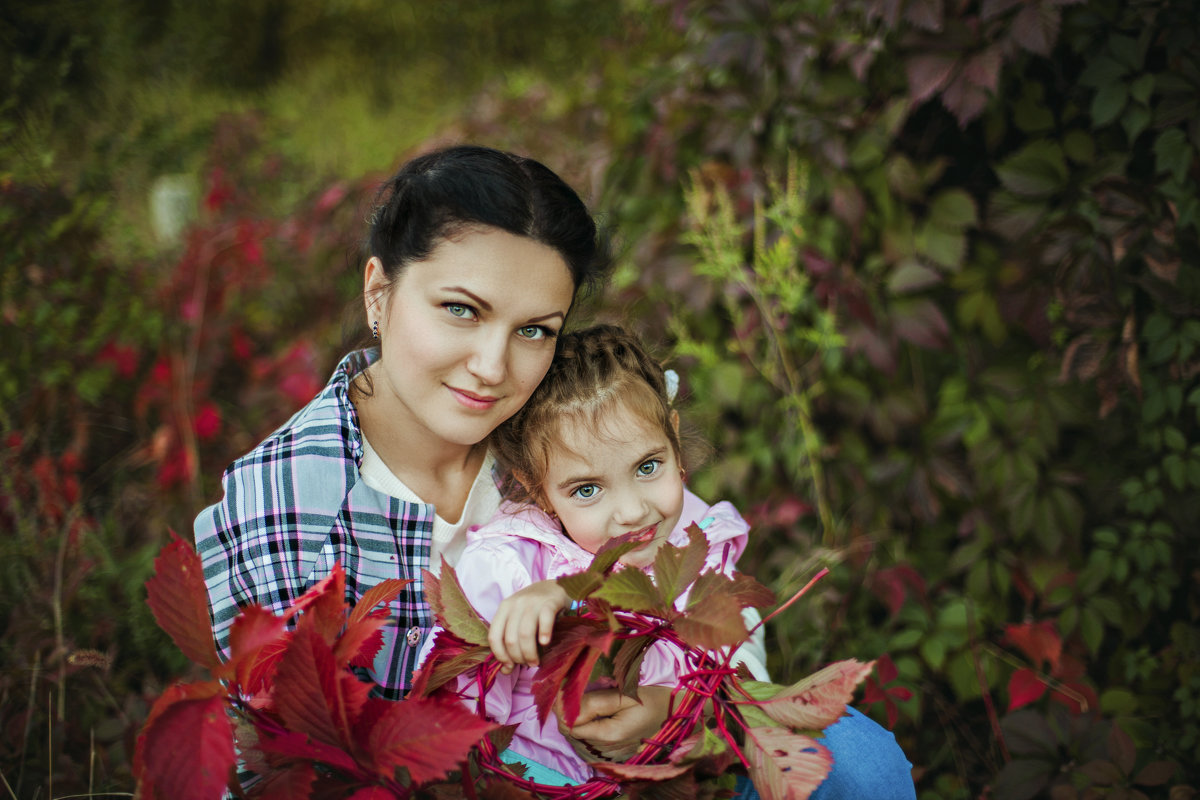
[406,626,422,646]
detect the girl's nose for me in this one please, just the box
[466,330,508,386]
[612,491,652,527]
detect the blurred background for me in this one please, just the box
[2,0,1198,797]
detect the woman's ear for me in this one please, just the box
[363,256,388,321]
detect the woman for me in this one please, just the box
[195,144,913,797]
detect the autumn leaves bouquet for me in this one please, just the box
[133,529,873,800]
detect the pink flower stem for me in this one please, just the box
[750,567,829,636]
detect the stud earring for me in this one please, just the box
[372,320,379,339]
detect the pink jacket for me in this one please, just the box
[430,489,751,784]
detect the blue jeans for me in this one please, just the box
[733,706,915,800]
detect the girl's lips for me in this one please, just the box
[448,386,500,410]
[628,524,659,543]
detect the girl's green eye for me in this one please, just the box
[637,460,661,477]
[573,484,598,499]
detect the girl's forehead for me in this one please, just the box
[551,401,665,459]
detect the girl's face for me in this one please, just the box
[542,402,685,569]
[364,226,575,452]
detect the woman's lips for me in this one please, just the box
[448,386,500,410]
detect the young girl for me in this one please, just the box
[426,324,769,786]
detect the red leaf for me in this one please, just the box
[346,787,402,800]
[335,608,389,669]
[674,582,749,651]
[257,762,316,800]
[892,297,950,350]
[146,532,222,670]
[408,630,493,698]
[1007,667,1048,711]
[349,578,412,627]
[1011,2,1060,56]
[746,728,833,800]
[423,563,490,646]
[592,761,691,781]
[255,728,362,776]
[758,659,874,731]
[240,634,292,698]
[272,625,368,748]
[193,403,222,441]
[228,605,287,687]
[531,617,614,727]
[290,564,349,644]
[906,54,958,104]
[870,565,926,618]
[365,696,496,785]
[133,680,226,784]
[1004,620,1062,672]
[138,695,236,800]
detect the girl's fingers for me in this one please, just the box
[538,604,557,646]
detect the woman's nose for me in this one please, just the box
[466,330,508,386]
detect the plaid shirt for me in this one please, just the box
[195,348,438,700]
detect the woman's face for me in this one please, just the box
[364,226,575,452]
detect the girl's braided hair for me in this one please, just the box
[492,324,696,512]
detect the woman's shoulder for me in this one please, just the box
[226,350,367,478]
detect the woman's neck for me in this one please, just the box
[351,377,486,523]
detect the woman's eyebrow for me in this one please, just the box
[441,286,492,312]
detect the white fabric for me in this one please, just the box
[358,436,501,572]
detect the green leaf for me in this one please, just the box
[888,259,943,294]
[593,567,665,614]
[918,223,967,270]
[423,563,490,647]
[611,636,652,699]
[1079,55,1128,88]
[1154,128,1192,183]
[929,188,978,229]
[995,141,1068,197]
[1122,105,1151,141]
[1129,73,1155,104]
[1090,81,1129,127]
[655,524,709,607]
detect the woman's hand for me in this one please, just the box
[488,579,570,673]
[557,685,673,762]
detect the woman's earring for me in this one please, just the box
[372,320,379,339]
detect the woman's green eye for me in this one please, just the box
[519,325,546,340]
[446,303,471,318]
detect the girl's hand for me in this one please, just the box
[557,686,672,762]
[489,579,570,673]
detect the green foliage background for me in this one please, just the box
[1,1,1197,798]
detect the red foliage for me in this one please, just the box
[135,537,494,800]
[860,654,913,729]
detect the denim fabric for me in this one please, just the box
[732,706,915,800]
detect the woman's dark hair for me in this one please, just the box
[366,144,611,301]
